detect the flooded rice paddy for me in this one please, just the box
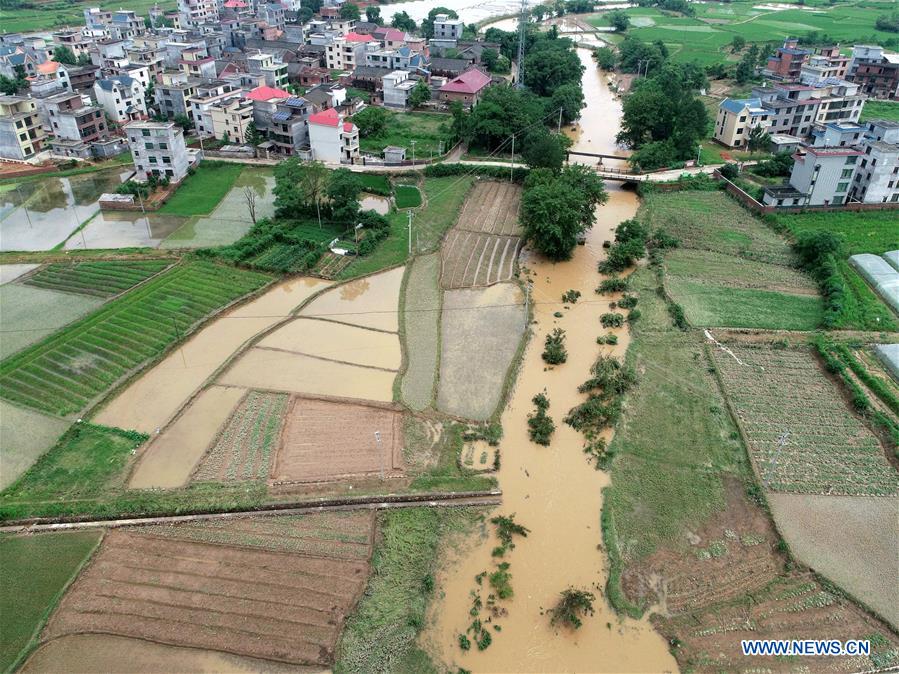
[299,266,403,332]
[128,385,245,489]
[95,277,330,433]
[361,194,391,214]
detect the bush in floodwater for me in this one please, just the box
[548,588,596,630]
[527,392,556,446]
[542,328,568,365]
[600,312,624,328]
[489,562,513,599]
[596,334,618,346]
[617,295,638,310]
[627,308,641,324]
[596,277,629,294]
[491,514,530,557]
[562,289,581,304]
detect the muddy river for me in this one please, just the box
[422,51,677,672]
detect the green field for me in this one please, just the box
[0,262,270,416]
[0,0,175,33]
[340,175,474,278]
[0,531,102,671]
[596,2,899,65]
[1,424,146,502]
[860,100,899,123]
[358,173,392,196]
[775,210,899,256]
[0,401,70,491]
[355,111,455,157]
[394,185,423,209]
[22,261,172,298]
[603,266,746,577]
[158,162,245,216]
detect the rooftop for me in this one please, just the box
[439,67,491,94]
[309,107,340,127]
[246,84,291,100]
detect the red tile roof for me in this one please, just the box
[343,122,356,133]
[374,27,405,42]
[439,68,491,95]
[246,85,291,101]
[309,107,340,127]
[345,32,374,43]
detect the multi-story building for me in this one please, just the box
[848,120,899,204]
[715,81,865,147]
[809,121,864,148]
[764,38,810,81]
[109,10,145,40]
[0,96,46,160]
[188,80,240,136]
[257,3,286,32]
[325,32,374,71]
[178,0,219,29]
[247,52,288,89]
[383,70,417,108]
[155,74,199,121]
[847,45,899,100]
[433,13,463,41]
[209,95,254,143]
[265,96,311,155]
[307,107,358,163]
[180,48,218,79]
[125,120,191,181]
[768,146,862,206]
[94,75,147,124]
[43,91,107,143]
[83,7,113,29]
[800,47,850,86]
[52,30,92,59]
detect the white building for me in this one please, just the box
[383,70,417,108]
[125,120,192,182]
[308,107,359,163]
[93,75,147,123]
[433,13,463,41]
[849,120,899,204]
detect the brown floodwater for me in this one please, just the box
[421,52,677,672]
[22,635,317,674]
[299,266,403,332]
[128,385,245,489]
[95,277,330,434]
[361,194,391,215]
[258,317,402,371]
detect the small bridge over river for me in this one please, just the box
[566,150,648,183]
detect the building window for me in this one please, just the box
[836,182,848,192]
[142,129,150,137]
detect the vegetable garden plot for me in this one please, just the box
[192,391,288,483]
[0,262,270,417]
[641,191,795,266]
[711,345,898,496]
[22,260,172,298]
[273,396,403,483]
[0,400,70,490]
[43,525,373,668]
[439,181,523,290]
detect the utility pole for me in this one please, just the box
[410,139,416,166]
[510,134,515,182]
[557,106,563,134]
[515,0,528,89]
[374,430,384,480]
[137,187,152,239]
[764,431,789,489]
[524,280,531,330]
[407,210,413,256]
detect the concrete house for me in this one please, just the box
[438,67,491,106]
[308,107,358,163]
[94,75,147,124]
[125,120,192,182]
[382,70,417,108]
[0,95,46,160]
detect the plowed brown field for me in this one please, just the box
[440,181,522,289]
[44,513,375,668]
[274,396,403,483]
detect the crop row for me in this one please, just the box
[713,345,898,496]
[457,181,522,236]
[0,262,270,416]
[23,261,172,298]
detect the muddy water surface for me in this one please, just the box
[299,266,403,332]
[361,194,390,214]
[423,54,676,672]
[95,277,330,433]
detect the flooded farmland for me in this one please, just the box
[423,51,676,671]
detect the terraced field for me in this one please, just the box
[44,518,374,668]
[712,344,898,496]
[400,254,441,411]
[193,391,288,483]
[440,181,523,289]
[22,261,172,298]
[0,262,271,416]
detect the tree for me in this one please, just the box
[273,158,330,227]
[522,128,567,171]
[0,74,21,95]
[730,35,746,52]
[54,45,76,64]
[735,52,755,84]
[365,5,382,24]
[421,7,458,38]
[144,79,156,115]
[520,180,586,261]
[409,79,431,108]
[481,47,499,72]
[327,168,363,224]
[391,11,416,32]
[522,38,584,96]
[339,2,360,20]
[719,162,739,181]
[173,114,194,131]
[594,46,616,70]
[246,121,265,146]
[606,10,630,32]
[352,106,390,136]
[297,6,313,22]
[76,52,92,66]
[617,35,667,75]
[550,82,585,125]
[243,186,258,224]
[876,13,899,33]
[466,85,546,150]
[746,124,770,153]
[548,588,595,630]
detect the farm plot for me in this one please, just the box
[440,181,523,289]
[400,254,441,411]
[0,264,38,285]
[437,283,525,420]
[192,391,287,483]
[43,521,374,668]
[1,531,102,672]
[768,492,899,629]
[300,266,403,332]
[274,397,403,483]
[128,386,245,490]
[0,283,103,360]
[22,260,172,298]
[641,191,794,266]
[0,262,271,417]
[0,400,70,490]
[94,277,329,434]
[711,344,898,496]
